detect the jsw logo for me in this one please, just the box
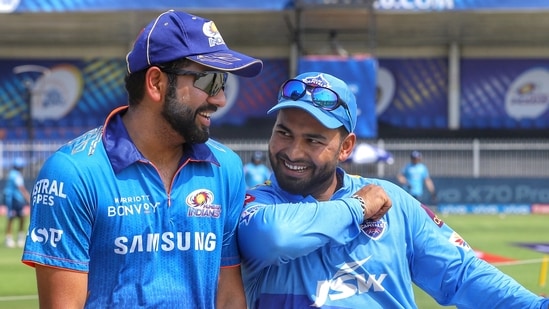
[312,257,387,307]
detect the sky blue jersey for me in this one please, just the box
[400,162,430,197]
[3,168,26,207]
[243,162,271,188]
[238,167,549,309]
[22,106,246,308]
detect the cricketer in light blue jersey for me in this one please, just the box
[238,72,549,309]
[397,150,436,203]
[22,107,245,308]
[22,9,263,309]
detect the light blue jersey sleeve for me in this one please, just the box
[238,182,365,272]
[402,188,548,309]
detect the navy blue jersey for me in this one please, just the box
[22,106,246,308]
[238,168,549,308]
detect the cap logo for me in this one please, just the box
[203,21,226,48]
[301,74,331,88]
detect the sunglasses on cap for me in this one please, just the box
[159,68,228,97]
[278,79,352,124]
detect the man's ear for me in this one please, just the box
[145,66,165,102]
[339,132,356,162]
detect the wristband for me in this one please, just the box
[352,195,367,216]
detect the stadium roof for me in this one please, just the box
[2,1,549,58]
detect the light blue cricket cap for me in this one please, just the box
[14,157,26,168]
[267,72,357,133]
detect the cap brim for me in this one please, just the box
[187,50,263,77]
[267,100,343,129]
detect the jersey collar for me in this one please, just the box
[103,106,219,173]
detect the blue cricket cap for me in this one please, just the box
[411,151,422,159]
[126,10,263,77]
[253,151,264,160]
[14,157,26,168]
[267,72,357,133]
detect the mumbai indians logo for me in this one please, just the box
[186,189,221,218]
[360,219,386,240]
[302,74,331,88]
[203,21,225,47]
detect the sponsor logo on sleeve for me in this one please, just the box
[239,204,263,225]
[449,231,471,251]
[30,227,63,247]
[32,179,67,207]
[421,204,444,227]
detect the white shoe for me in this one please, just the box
[17,233,25,248]
[5,238,15,248]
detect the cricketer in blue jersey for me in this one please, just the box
[397,150,437,203]
[238,72,549,309]
[244,151,272,188]
[22,10,262,309]
[3,157,30,248]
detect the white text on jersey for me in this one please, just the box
[114,231,217,254]
[312,256,387,307]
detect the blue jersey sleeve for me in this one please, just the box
[23,148,94,271]
[238,186,364,272]
[408,198,547,308]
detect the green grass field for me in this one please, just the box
[1,214,548,308]
[0,215,37,309]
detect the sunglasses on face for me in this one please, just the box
[278,79,353,128]
[159,68,228,97]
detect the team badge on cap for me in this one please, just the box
[301,73,331,87]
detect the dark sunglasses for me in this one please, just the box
[279,79,350,111]
[160,68,228,97]
[278,79,353,127]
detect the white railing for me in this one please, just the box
[1,138,549,180]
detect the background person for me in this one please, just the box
[237,72,549,309]
[396,150,437,203]
[3,157,30,248]
[243,151,271,188]
[22,10,262,309]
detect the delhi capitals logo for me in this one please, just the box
[360,219,386,240]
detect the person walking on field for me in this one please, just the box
[397,150,437,204]
[3,157,30,248]
[22,10,262,309]
[237,71,549,309]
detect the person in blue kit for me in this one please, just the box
[22,10,262,309]
[397,150,437,203]
[3,157,30,248]
[243,151,272,188]
[237,72,549,309]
